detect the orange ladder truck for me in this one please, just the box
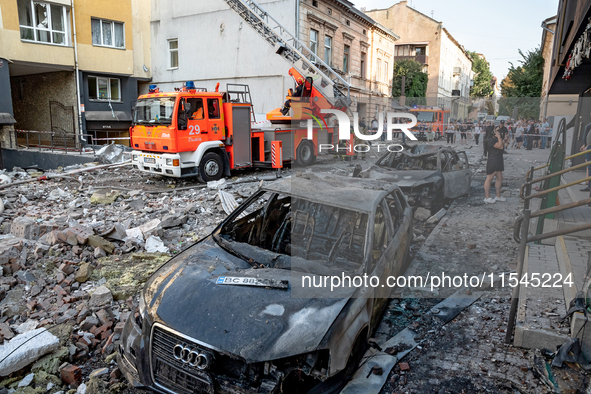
[130,0,353,181]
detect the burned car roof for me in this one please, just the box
[263,173,399,214]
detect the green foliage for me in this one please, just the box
[499,48,544,119]
[392,59,428,106]
[467,51,493,97]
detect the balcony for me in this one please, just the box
[394,55,428,64]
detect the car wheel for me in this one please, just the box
[295,140,316,166]
[199,152,224,182]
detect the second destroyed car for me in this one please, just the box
[357,145,472,214]
[118,173,413,394]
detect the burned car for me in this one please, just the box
[118,173,413,393]
[357,145,471,213]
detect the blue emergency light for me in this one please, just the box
[149,84,158,93]
[185,81,195,89]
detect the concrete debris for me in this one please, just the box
[207,179,227,189]
[14,319,39,334]
[95,144,129,164]
[0,328,60,376]
[0,174,12,185]
[47,188,71,201]
[413,207,431,222]
[145,236,169,253]
[18,372,35,387]
[90,190,121,205]
[426,208,447,224]
[0,154,282,390]
[89,286,113,307]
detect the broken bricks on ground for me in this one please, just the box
[0,163,262,393]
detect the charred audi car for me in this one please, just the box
[358,145,471,213]
[118,173,413,394]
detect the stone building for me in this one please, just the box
[299,0,399,119]
[0,0,151,153]
[365,0,473,120]
[149,0,398,118]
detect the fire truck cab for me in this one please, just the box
[130,80,336,181]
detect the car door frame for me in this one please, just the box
[438,148,472,198]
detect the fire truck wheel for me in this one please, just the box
[199,152,224,182]
[295,140,316,166]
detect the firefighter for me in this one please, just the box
[280,88,294,116]
[294,77,305,97]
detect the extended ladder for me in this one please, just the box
[223,0,350,106]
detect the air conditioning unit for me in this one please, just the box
[452,89,461,96]
[453,67,461,76]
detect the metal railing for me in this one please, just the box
[505,135,591,343]
[11,129,96,156]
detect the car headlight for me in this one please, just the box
[166,158,172,166]
[132,154,138,161]
[135,293,146,329]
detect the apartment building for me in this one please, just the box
[0,0,150,150]
[149,0,398,118]
[299,0,399,119]
[365,0,473,120]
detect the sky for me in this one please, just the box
[352,0,558,81]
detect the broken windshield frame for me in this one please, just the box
[213,190,370,274]
[133,97,176,125]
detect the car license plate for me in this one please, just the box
[144,157,156,164]
[216,276,288,289]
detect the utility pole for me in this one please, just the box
[400,75,406,106]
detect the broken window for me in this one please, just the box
[378,152,438,171]
[217,191,369,272]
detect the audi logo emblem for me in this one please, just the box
[173,344,213,370]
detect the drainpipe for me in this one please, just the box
[295,0,300,39]
[71,0,86,142]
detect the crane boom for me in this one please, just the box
[223,0,351,108]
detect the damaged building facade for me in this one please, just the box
[149,0,398,119]
[0,0,151,162]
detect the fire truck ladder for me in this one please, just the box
[223,0,350,107]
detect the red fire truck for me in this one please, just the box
[410,106,450,140]
[130,0,352,181]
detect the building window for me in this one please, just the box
[343,45,349,73]
[345,20,350,26]
[168,39,179,69]
[363,29,367,35]
[312,0,318,7]
[376,58,382,81]
[324,35,332,65]
[91,18,124,48]
[18,0,67,45]
[360,52,366,79]
[415,46,426,56]
[327,7,331,15]
[310,29,318,56]
[88,76,121,101]
[384,61,388,83]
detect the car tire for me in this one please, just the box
[295,140,316,166]
[199,152,224,182]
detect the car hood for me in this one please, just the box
[359,166,441,188]
[143,237,349,363]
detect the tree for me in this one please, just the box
[392,59,428,106]
[499,47,544,119]
[468,51,493,98]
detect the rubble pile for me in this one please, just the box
[0,164,269,393]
